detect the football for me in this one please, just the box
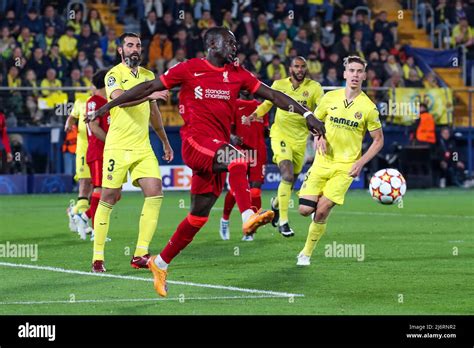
[369,168,407,204]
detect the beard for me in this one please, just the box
[291,70,306,82]
[123,52,141,68]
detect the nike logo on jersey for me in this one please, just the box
[194,72,205,76]
[238,107,246,110]
[330,107,337,110]
[122,80,128,83]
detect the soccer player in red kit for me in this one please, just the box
[220,95,269,241]
[88,27,326,297]
[74,69,110,237]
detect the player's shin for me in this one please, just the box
[85,191,101,228]
[302,221,327,257]
[92,201,113,261]
[159,214,208,264]
[250,187,262,210]
[228,159,253,220]
[277,180,292,224]
[223,190,235,220]
[135,196,163,257]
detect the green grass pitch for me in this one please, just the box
[0,189,473,315]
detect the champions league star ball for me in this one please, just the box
[369,168,407,204]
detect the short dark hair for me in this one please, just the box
[290,56,307,66]
[204,27,231,50]
[344,55,367,70]
[119,32,140,46]
[92,69,108,89]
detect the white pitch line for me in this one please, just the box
[0,294,288,306]
[0,262,304,298]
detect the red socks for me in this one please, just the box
[160,214,208,264]
[250,187,262,210]
[85,191,101,228]
[228,159,251,213]
[223,190,236,220]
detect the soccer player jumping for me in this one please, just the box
[88,27,326,297]
[296,56,384,266]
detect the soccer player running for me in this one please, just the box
[90,33,172,272]
[249,56,324,237]
[73,69,110,238]
[219,93,270,241]
[88,27,325,297]
[296,56,384,266]
[65,97,93,239]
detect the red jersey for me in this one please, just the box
[160,58,261,142]
[233,99,269,150]
[86,95,110,162]
[0,112,11,154]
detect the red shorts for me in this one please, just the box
[88,159,103,187]
[182,136,227,197]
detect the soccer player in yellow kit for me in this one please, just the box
[296,56,384,266]
[251,56,324,237]
[91,32,172,272]
[65,97,93,239]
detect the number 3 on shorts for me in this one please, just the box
[107,159,115,172]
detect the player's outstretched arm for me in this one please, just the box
[349,128,384,177]
[87,78,166,122]
[253,83,326,137]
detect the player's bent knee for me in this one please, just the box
[281,174,294,183]
[101,188,120,205]
[298,206,313,216]
[298,198,317,216]
[315,209,329,222]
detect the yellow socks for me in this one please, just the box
[73,197,89,215]
[134,196,163,257]
[92,201,113,261]
[302,221,327,257]
[277,180,292,224]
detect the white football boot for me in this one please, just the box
[74,212,89,240]
[241,234,254,241]
[296,252,311,266]
[219,218,230,240]
[67,199,77,232]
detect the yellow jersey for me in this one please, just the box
[105,63,155,151]
[70,99,88,155]
[314,88,381,164]
[255,77,324,144]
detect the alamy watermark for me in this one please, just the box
[215,146,258,168]
[324,241,365,261]
[0,241,38,261]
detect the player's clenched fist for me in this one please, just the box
[305,113,326,138]
[149,90,169,101]
[85,105,109,123]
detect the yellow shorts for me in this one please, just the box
[75,150,91,180]
[299,160,354,205]
[102,148,161,189]
[270,136,306,174]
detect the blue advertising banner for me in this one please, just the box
[0,175,28,194]
[31,174,73,194]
